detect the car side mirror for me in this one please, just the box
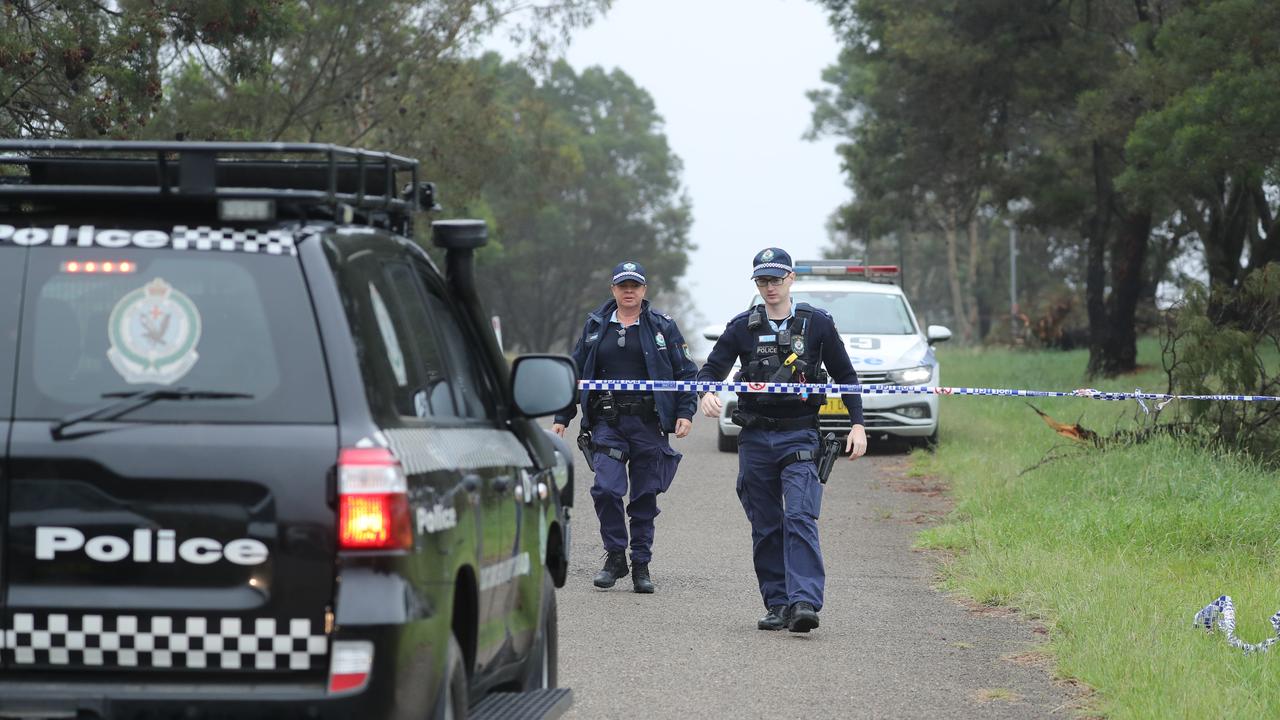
[511,354,577,417]
[926,325,952,344]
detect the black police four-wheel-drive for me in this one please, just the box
[0,141,578,720]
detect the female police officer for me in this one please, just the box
[552,261,697,593]
[697,247,868,632]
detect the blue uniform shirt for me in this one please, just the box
[555,299,698,433]
[597,313,649,393]
[697,303,865,426]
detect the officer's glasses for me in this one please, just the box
[616,327,626,348]
[754,276,787,288]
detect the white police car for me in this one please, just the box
[705,262,951,452]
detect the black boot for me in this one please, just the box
[592,550,628,588]
[788,602,819,633]
[631,563,654,593]
[757,605,790,631]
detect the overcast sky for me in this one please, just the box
[558,0,850,343]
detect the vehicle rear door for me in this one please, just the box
[2,236,337,681]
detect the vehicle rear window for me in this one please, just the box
[14,245,334,423]
[0,248,22,418]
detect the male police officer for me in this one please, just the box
[697,247,867,632]
[553,261,697,593]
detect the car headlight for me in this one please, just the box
[887,365,932,385]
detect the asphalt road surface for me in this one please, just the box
[555,419,1081,719]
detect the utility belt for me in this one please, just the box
[730,409,817,432]
[590,391,656,425]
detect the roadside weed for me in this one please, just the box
[917,340,1280,718]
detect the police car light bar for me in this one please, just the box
[793,261,900,277]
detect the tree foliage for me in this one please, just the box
[1163,263,1280,462]
[809,0,1279,381]
[464,58,693,351]
[0,0,295,137]
[1118,0,1280,294]
[0,0,699,354]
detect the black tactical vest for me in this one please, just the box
[734,304,827,408]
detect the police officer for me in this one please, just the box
[697,247,867,633]
[552,261,697,593]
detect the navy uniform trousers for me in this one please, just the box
[590,414,680,564]
[736,426,825,610]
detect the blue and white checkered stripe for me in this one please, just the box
[753,262,792,273]
[0,613,327,670]
[1194,596,1280,654]
[578,379,1280,404]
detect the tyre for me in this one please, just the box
[523,569,559,690]
[914,426,939,452]
[717,426,738,453]
[433,632,469,720]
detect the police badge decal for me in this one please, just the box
[107,277,203,385]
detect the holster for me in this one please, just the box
[776,432,840,484]
[576,430,596,473]
[577,428,627,473]
[816,432,842,484]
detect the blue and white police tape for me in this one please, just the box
[578,379,1280,406]
[1194,596,1280,654]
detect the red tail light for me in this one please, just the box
[337,447,412,550]
[328,640,374,695]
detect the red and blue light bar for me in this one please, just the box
[792,262,900,277]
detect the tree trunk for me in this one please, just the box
[944,208,973,344]
[965,214,982,340]
[1201,177,1251,292]
[1084,138,1151,378]
[1093,209,1152,376]
[1085,142,1112,377]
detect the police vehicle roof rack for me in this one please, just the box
[793,260,900,284]
[0,140,429,233]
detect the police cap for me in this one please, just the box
[751,247,793,278]
[612,261,647,285]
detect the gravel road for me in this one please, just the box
[555,419,1080,719]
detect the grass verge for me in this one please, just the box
[918,339,1280,718]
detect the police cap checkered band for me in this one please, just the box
[751,247,793,278]
[611,260,647,285]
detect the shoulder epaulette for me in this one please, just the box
[727,308,754,327]
[648,308,674,323]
